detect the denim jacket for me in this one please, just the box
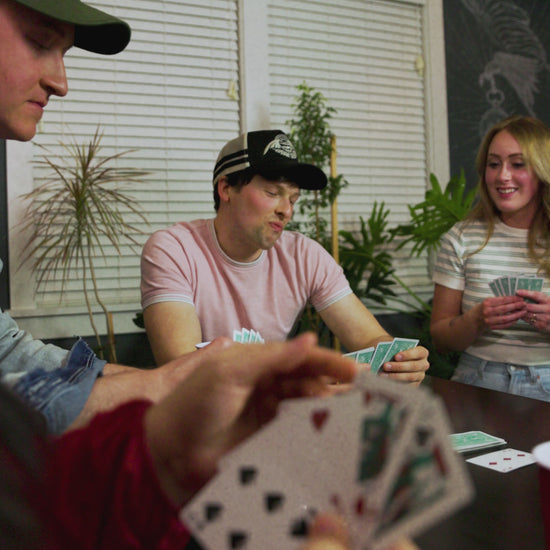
[1,260,106,433]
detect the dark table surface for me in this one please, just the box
[415,376,550,550]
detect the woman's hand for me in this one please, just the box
[517,290,550,333]
[481,296,526,330]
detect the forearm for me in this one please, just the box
[67,350,209,432]
[66,367,148,430]
[144,304,201,365]
[430,303,485,353]
[322,294,392,352]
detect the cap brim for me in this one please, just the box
[14,0,131,54]
[74,22,131,55]
[259,163,328,191]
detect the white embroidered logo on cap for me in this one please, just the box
[263,134,297,159]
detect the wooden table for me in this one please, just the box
[415,376,550,550]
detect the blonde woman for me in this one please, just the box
[431,115,550,400]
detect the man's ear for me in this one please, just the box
[217,176,231,203]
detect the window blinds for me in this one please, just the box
[29,0,240,313]
[267,0,433,310]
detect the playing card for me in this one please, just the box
[466,448,536,473]
[370,342,393,374]
[499,276,511,296]
[379,338,419,368]
[516,275,544,303]
[181,453,319,549]
[356,347,375,365]
[268,390,368,509]
[215,389,364,512]
[516,276,543,292]
[344,347,375,364]
[489,279,502,296]
[370,396,474,550]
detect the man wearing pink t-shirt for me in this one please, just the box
[141,130,429,384]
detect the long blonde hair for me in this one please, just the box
[468,115,550,276]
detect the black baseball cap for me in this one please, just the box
[13,0,131,55]
[213,130,328,191]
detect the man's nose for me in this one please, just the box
[41,56,69,98]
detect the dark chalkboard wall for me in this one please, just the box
[443,0,550,191]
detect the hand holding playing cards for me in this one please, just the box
[517,289,550,332]
[378,344,429,386]
[344,339,428,386]
[480,296,527,330]
[144,333,357,508]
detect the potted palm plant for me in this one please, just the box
[21,126,150,362]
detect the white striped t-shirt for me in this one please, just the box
[433,219,550,365]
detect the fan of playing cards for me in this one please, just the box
[181,371,474,550]
[344,338,419,374]
[489,273,544,297]
[196,327,265,349]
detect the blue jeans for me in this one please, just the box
[12,338,106,434]
[452,352,550,402]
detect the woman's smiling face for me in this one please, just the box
[485,129,541,228]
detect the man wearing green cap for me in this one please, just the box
[0,0,130,142]
[0,0,211,435]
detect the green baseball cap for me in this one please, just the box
[13,0,131,54]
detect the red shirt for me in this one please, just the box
[47,400,190,549]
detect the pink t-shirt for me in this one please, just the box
[141,219,352,342]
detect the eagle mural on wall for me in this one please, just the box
[461,0,549,136]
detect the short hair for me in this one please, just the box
[213,169,296,211]
[213,169,255,211]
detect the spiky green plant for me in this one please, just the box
[339,202,397,305]
[391,170,476,257]
[21,127,150,362]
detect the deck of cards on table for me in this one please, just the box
[180,371,474,550]
[449,431,507,453]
